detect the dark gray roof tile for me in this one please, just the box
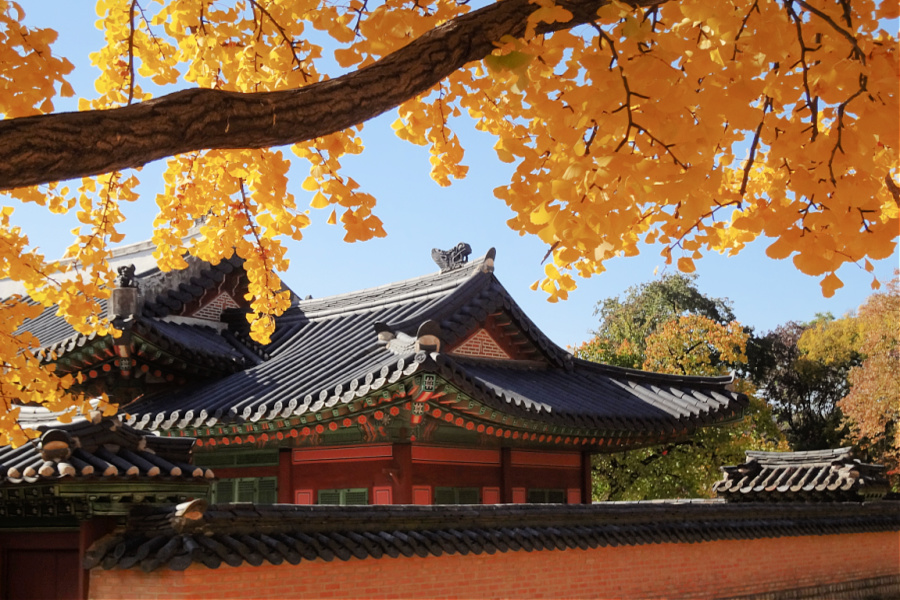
[0,407,209,486]
[714,448,890,502]
[104,252,749,442]
[77,500,900,572]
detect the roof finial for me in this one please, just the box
[431,242,472,272]
[115,264,138,288]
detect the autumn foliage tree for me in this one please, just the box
[839,276,899,485]
[800,276,899,485]
[576,273,736,368]
[0,0,896,441]
[575,275,786,500]
[752,319,856,450]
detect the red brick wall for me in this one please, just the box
[450,329,510,359]
[89,531,899,599]
[190,292,239,321]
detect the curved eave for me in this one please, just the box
[37,318,248,381]
[431,354,748,436]
[136,350,747,453]
[127,351,429,432]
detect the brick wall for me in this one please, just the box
[190,292,240,321]
[89,531,899,599]
[450,329,510,359]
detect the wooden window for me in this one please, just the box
[412,486,432,505]
[257,478,278,503]
[211,477,278,504]
[527,489,566,504]
[236,479,255,502]
[214,479,235,504]
[512,487,527,504]
[434,487,480,505]
[482,487,501,504]
[372,486,393,505]
[318,488,369,505]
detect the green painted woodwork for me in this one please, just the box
[0,481,208,518]
[211,477,277,504]
[434,487,480,505]
[318,488,368,505]
[527,489,566,503]
[195,448,279,467]
[0,516,81,529]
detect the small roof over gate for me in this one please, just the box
[714,447,890,502]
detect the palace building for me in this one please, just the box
[10,239,746,508]
[1,238,896,599]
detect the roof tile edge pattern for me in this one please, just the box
[86,500,900,572]
[714,447,891,502]
[0,409,212,486]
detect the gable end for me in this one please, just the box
[191,292,241,321]
[450,329,511,360]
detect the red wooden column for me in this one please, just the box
[500,447,513,503]
[581,450,593,504]
[79,517,117,599]
[391,443,413,504]
[278,448,294,504]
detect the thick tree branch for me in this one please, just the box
[0,0,662,190]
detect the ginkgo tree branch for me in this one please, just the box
[0,0,663,191]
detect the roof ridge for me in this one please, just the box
[288,252,492,319]
[745,447,855,462]
[58,224,205,270]
[570,356,736,386]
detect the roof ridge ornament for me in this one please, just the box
[109,263,140,319]
[39,429,73,462]
[115,264,138,288]
[416,320,442,353]
[431,242,472,272]
[482,247,496,273]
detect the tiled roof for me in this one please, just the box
[16,255,248,353]
[123,252,747,440]
[438,355,741,431]
[125,253,746,438]
[10,252,258,385]
[85,499,900,572]
[0,235,169,299]
[16,298,110,351]
[132,318,251,367]
[140,255,246,319]
[713,448,890,502]
[35,316,251,373]
[0,406,213,485]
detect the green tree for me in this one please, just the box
[579,274,735,369]
[575,275,786,501]
[753,318,857,450]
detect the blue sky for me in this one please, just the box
[7,3,898,349]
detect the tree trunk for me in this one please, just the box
[0,0,663,190]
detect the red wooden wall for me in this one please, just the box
[0,531,80,600]
[280,444,587,505]
[212,444,588,505]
